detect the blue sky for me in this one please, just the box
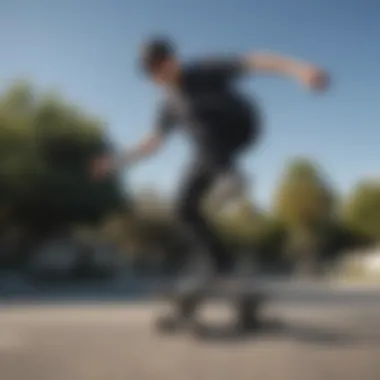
[0,0,379,207]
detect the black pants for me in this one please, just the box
[176,107,259,275]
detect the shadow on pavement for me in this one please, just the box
[190,318,380,347]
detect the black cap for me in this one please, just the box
[139,37,175,74]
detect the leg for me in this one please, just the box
[237,293,264,330]
[176,159,234,276]
[176,102,259,276]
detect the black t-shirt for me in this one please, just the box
[154,57,251,146]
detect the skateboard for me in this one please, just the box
[154,279,268,337]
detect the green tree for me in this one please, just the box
[342,179,380,243]
[0,81,125,238]
[272,157,336,266]
[255,218,288,270]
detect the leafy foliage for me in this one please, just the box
[0,81,125,233]
[343,180,380,242]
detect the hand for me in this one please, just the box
[91,154,118,180]
[299,66,330,92]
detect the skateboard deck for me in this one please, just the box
[154,279,268,336]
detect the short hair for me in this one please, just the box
[139,37,175,74]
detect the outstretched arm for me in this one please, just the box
[242,51,329,90]
[92,102,173,179]
[92,132,164,179]
[200,52,329,91]
[118,100,175,167]
[118,132,164,167]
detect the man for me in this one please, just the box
[94,36,329,284]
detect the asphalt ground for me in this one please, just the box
[0,294,379,380]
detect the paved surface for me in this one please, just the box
[0,301,379,380]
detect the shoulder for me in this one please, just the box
[180,59,210,76]
[182,56,245,76]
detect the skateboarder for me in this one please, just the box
[93,36,329,287]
